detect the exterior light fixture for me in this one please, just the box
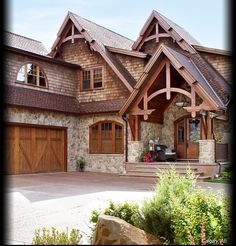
[175,100,189,108]
[200,110,206,116]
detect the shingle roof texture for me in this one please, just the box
[164,45,231,105]
[4,31,49,56]
[4,85,126,114]
[71,13,134,50]
[158,12,201,46]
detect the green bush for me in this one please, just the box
[134,167,197,243]
[134,166,231,244]
[32,227,82,245]
[171,190,231,245]
[90,200,139,226]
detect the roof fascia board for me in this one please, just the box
[193,45,232,56]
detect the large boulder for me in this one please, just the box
[92,214,162,245]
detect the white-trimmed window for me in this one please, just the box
[16,64,48,88]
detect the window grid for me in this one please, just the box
[82,67,103,91]
[16,64,47,88]
[90,121,123,154]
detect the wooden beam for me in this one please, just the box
[166,60,171,100]
[191,87,196,117]
[134,115,140,141]
[155,23,159,42]
[71,24,75,43]
[62,34,84,43]
[128,118,135,141]
[144,35,156,42]
[201,115,207,140]
[206,112,213,139]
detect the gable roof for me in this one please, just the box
[51,12,136,91]
[4,31,49,56]
[119,43,231,116]
[132,10,200,53]
[71,13,134,50]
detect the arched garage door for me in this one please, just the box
[5,124,67,174]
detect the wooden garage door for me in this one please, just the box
[5,124,66,174]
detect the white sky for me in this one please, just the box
[6,0,230,52]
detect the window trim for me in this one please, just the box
[89,120,124,154]
[80,66,104,91]
[15,63,48,88]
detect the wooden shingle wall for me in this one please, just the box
[200,52,232,84]
[5,50,78,96]
[61,40,130,103]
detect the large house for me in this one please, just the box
[4,10,232,178]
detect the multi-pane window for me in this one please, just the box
[81,67,103,90]
[90,121,123,154]
[16,64,47,87]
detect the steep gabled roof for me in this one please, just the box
[119,44,231,116]
[51,12,136,91]
[71,13,134,50]
[132,10,200,53]
[4,31,49,56]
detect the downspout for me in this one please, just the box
[122,114,129,163]
[212,115,221,176]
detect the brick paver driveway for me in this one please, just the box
[5,172,232,244]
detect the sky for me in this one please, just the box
[6,0,230,52]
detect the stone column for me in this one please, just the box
[199,140,215,164]
[127,141,144,162]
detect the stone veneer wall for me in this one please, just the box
[159,94,189,148]
[140,121,162,147]
[5,107,126,174]
[199,140,215,164]
[77,114,126,174]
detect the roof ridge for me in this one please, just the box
[4,30,44,44]
[69,11,134,42]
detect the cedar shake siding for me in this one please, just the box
[114,53,145,81]
[199,52,232,84]
[5,50,79,97]
[60,40,130,102]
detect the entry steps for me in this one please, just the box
[122,163,211,180]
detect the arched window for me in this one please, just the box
[16,64,47,88]
[89,121,124,154]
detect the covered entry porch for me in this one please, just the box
[119,44,230,177]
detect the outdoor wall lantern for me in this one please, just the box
[200,109,206,116]
[175,99,189,108]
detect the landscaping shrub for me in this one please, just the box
[134,167,197,243]
[90,200,139,226]
[32,227,82,245]
[89,166,232,245]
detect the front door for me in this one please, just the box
[175,116,201,160]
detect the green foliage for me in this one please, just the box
[32,227,82,245]
[134,167,197,243]
[76,159,86,169]
[89,166,232,245]
[171,190,231,245]
[139,147,149,161]
[90,200,139,226]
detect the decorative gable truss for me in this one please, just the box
[50,12,136,92]
[120,44,230,141]
[132,10,199,54]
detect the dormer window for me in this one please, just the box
[16,64,48,88]
[81,67,103,91]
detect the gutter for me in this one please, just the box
[122,114,129,163]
